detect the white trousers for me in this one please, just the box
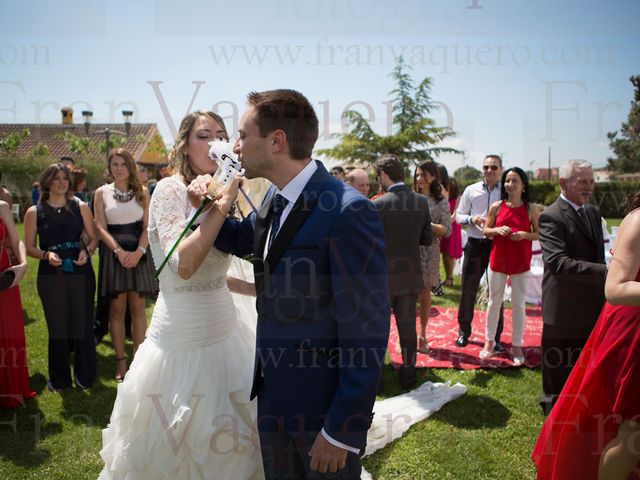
[485,267,527,347]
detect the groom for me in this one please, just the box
[212,89,390,478]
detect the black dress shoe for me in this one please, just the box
[455,334,468,347]
[399,377,417,390]
[494,341,504,353]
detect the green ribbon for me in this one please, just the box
[153,197,210,279]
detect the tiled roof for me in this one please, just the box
[0,123,163,162]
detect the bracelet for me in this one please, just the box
[137,246,147,255]
[43,250,50,261]
[212,202,229,218]
[114,247,122,255]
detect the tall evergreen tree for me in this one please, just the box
[608,75,640,173]
[319,57,461,168]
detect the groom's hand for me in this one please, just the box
[308,432,348,474]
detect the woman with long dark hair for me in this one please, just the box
[532,192,640,479]
[94,148,157,381]
[480,167,539,365]
[413,161,451,354]
[24,163,99,391]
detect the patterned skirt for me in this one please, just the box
[97,221,159,299]
[419,242,441,288]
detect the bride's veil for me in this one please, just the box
[228,177,270,336]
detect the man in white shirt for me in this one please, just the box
[455,155,505,348]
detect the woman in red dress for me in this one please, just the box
[532,193,640,479]
[481,167,540,365]
[0,200,35,408]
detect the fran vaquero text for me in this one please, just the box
[208,39,613,73]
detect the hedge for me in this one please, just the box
[457,179,640,218]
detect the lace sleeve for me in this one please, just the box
[148,177,190,275]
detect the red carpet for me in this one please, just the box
[388,306,543,369]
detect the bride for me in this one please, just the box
[99,111,263,479]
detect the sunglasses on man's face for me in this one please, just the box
[483,165,499,171]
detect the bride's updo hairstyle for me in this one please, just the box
[169,111,229,184]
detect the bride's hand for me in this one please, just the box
[187,174,212,209]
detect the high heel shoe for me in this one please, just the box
[479,342,496,360]
[479,349,495,360]
[512,348,525,366]
[417,335,429,355]
[115,356,127,383]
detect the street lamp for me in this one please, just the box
[81,110,93,135]
[81,110,132,161]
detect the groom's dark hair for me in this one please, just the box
[247,89,318,160]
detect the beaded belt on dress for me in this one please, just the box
[47,241,80,251]
[172,276,227,293]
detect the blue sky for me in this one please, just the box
[1,0,638,172]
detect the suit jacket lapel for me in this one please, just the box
[252,189,275,297]
[254,188,275,257]
[264,164,327,273]
[561,200,594,243]
[265,191,318,272]
[585,205,604,249]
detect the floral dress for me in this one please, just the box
[419,196,451,288]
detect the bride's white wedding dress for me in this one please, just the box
[98,175,263,480]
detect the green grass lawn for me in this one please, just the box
[3,221,620,479]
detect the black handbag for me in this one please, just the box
[0,235,15,291]
[0,269,15,291]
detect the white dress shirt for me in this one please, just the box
[263,159,317,258]
[559,193,581,212]
[455,181,501,239]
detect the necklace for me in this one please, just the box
[113,185,135,203]
[46,200,66,213]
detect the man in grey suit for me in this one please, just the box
[538,159,607,415]
[373,155,432,389]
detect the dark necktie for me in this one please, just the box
[576,206,593,237]
[268,193,287,250]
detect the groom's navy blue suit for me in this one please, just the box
[215,161,390,478]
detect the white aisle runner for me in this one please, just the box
[361,381,467,480]
[228,259,467,480]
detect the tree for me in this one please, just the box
[318,57,461,170]
[59,131,93,155]
[29,143,50,156]
[0,128,29,155]
[453,165,482,183]
[607,75,640,173]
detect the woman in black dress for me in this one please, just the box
[24,163,99,391]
